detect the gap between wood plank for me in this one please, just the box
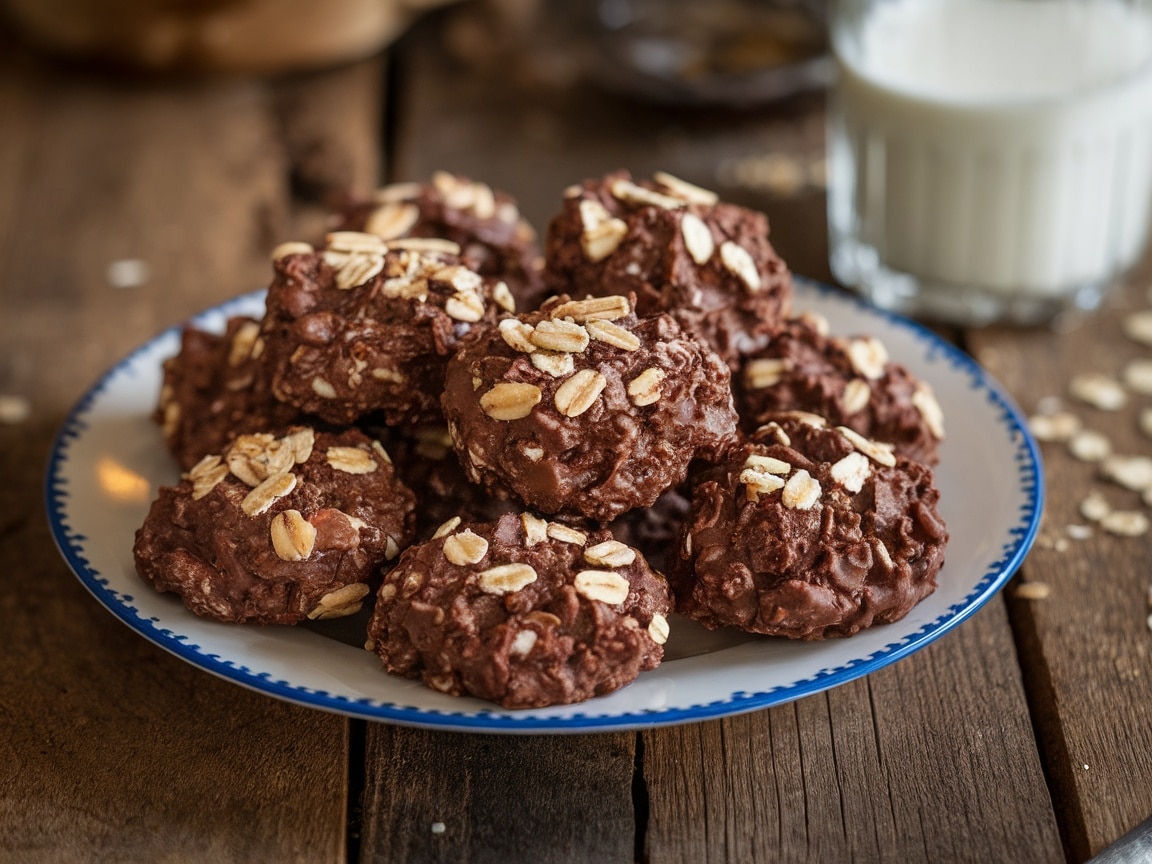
[347,719,368,863]
[380,48,402,184]
[953,328,1080,864]
[632,732,650,863]
[1003,591,1082,864]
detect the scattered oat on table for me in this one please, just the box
[1036,533,1071,552]
[1026,303,1152,636]
[1015,582,1051,600]
[1065,524,1093,541]
[1080,491,1112,522]
[1068,430,1112,462]
[1069,373,1127,411]
[1100,454,1152,491]
[1100,510,1150,537]
[1028,411,1082,442]
[0,394,30,425]
[1122,358,1152,395]
[105,258,150,289]
[1123,309,1152,347]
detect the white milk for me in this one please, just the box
[829,0,1152,321]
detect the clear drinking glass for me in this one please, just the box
[828,0,1152,325]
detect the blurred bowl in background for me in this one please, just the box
[563,0,832,106]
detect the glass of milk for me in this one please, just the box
[828,0,1152,325]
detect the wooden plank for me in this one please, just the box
[0,69,286,415]
[642,602,1063,863]
[967,259,1152,860]
[360,728,637,863]
[0,438,347,862]
[273,56,387,241]
[0,36,388,862]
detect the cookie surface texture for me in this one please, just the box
[544,170,792,369]
[337,171,545,311]
[367,512,673,708]
[739,314,944,465]
[442,294,739,522]
[134,427,416,624]
[261,234,504,427]
[671,415,947,639]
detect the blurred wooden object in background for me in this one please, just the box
[1,0,454,73]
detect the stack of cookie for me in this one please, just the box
[133,169,949,709]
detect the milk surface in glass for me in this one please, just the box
[829,0,1152,324]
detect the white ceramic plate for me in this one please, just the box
[46,280,1042,733]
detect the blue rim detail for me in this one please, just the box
[43,282,1043,733]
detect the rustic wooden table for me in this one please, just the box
[3,8,1152,863]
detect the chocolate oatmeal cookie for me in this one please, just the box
[543,169,792,369]
[367,511,672,708]
[336,171,545,310]
[441,293,739,522]
[608,484,693,574]
[134,427,416,624]
[670,414,947,639]
[382,424,520,540]
[155,315,304,470]
[260,232,512,427]
[739,313,945,465]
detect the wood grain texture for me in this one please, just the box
[359,728,637,864]
[968,259,1152,861]
[642,602,1063,864]
[0,431,347,864]
[0,35,382,863]
[275,58,385,199]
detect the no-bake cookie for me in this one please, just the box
[441,293,739,522]
[738,313,945,465]
[670,414,947,639]
[544,169,792,369]
[260,232,511,427]
[366,511,672,708]
[336,171,546,311]
[134,427,416,624]
[155,315,305,470]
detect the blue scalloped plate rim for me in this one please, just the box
[45,278,1043,733]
